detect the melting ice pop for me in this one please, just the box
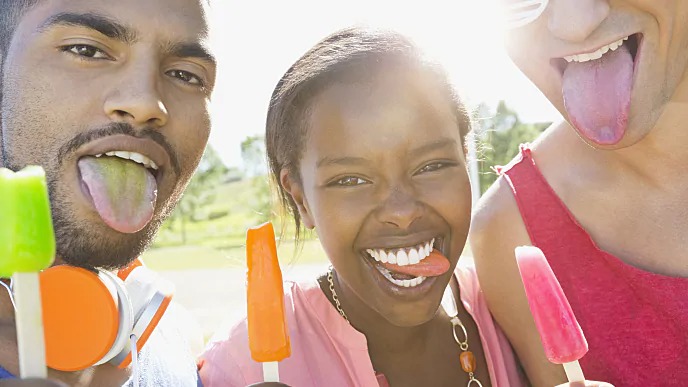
[0,166,56,378]
[246,222,290,382]
[514,246,588,382]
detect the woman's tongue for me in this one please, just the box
[381,250,450,278]
[78,156,157,234]
[562,43,633,145]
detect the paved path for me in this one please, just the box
[157,263,329,341]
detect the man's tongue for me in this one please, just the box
[562,43,633,145]
[381,250,450,278]
[78,156,157,234]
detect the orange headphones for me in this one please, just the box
[37,259,173,372]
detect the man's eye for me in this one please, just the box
[62,44,110,59]
[334,177,369,186]
[166,69,204,87]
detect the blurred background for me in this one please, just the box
[140,0,564,344]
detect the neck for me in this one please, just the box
[319,271,448,354]
[611,79,688,181]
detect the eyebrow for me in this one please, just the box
[166,42,217,67]
[316,138,459,168]
[408,138,459,159]
[317,156,370,168]
[38,12,138,43]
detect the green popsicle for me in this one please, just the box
[0,166,56,276]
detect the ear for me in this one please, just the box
[280,168,315,229]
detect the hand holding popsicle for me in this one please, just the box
[514,246,588,383]
[246,222,291,383]
[0,166,56,379]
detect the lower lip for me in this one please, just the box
[362,254,443,300]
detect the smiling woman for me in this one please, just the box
[199,26,527,387]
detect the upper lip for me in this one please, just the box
[555,33,637,59]
[76,134,172,180]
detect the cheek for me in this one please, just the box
[169,100,211,174]
[1,74,72,168]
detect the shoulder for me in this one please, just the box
[198,281,316,387]
[134,301,203,386]
[468,126,572,385]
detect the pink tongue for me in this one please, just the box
[78,156,157,234]
[382,250,450,277]
[562,43,633,145]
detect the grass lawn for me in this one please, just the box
[142,238,328,271]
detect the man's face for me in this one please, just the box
[0,0,217,269]
[505,0,688,148]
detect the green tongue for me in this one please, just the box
[77,156,157,234]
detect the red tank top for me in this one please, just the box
[499,144,688,386]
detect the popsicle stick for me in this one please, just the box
[12,272,47,378]
[262,361,279,382]
[563,361,585,382]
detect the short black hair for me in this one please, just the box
[0,0,41,109]
[265,26,471,241]
[0,0,41,59]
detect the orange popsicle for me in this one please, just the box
[246,222,291,365]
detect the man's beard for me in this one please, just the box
[2,122,180,271]
[47,169,165,271]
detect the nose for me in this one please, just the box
[104,63,169,128]
[547,0,610,43]
[375,185,423,230]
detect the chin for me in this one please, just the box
[379,300,441,328]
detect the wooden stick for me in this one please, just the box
[262,361,279,382]
[563,360,585,382]
[12,272,47,378]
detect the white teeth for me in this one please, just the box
[97,150,159,170]
[366,238,437,266]
[396,250,409,266]
[408,249,420,265]
[376,265,427,287]
[563,37,628,63]
[379,250,388,263]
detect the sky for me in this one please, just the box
[207,0,563,168]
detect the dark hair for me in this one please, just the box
[0,0,41,107]
[265,26,472,241]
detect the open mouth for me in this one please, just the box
[553,34,641,75]
[363,237,446,289]
[77,149,163,234]
[552,33,642,145]
[90,151,160,178]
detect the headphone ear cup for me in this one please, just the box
[94,271,135,366]
[111,266,174,368]
[40,266,121,372]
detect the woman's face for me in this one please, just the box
[285,66,472,327]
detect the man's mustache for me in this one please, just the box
[57,122,181,177]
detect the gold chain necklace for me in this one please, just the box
[326,266,484,387]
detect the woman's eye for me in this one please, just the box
[334,176,369,186]
[417,162,448,174]
[62,44,110,60]
[166,69,204,87]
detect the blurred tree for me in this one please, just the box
[477,101,550,194]
[169,145,229,243]
[241,135,268,177]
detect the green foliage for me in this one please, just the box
[476,101,550,194]
[164,145,230,243]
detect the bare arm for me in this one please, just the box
[470,176,567,387]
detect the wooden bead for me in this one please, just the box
[460,351,476,373]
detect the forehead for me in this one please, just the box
[306,66,459,151]
[15,0,212,45]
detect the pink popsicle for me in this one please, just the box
[514,246,588,380]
